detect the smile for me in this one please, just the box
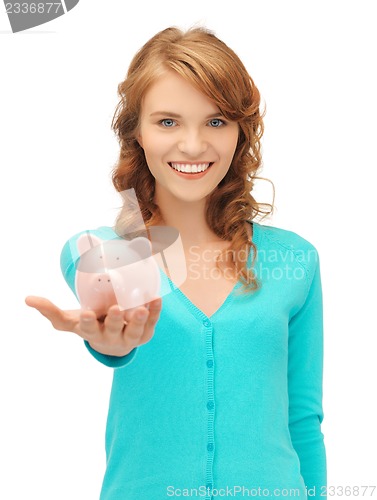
[168,162,214,174]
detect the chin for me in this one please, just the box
[172,191,210,203]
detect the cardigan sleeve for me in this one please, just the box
[287,249,327,499]
[84,340,138,368]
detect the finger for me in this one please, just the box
[122,306,150,344]
[103,305,126,335]
[145,297,162,322]
[25,296,77,332]
[25,296,61,317]
[139,297,162,344]
[148,297,162,311]
[79,310,101,339]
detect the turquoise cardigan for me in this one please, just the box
[61,221,326,499]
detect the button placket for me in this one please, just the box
[203,318,215,499]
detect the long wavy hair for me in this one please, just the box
[110,26,274,294]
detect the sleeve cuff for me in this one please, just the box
[84,340,138,368]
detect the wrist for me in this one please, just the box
[87,341,133,357]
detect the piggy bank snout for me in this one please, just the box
[92,273,115,291]
[96,273,112,282]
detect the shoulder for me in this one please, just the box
[252,221,320,285]
[254,221,318,253]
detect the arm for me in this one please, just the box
[26,227,161,369]
[288,249,327,499]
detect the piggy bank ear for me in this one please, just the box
[77,232,103,256]
[127,237,152,259]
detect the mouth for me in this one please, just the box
[168,162,214,174]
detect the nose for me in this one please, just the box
[177,128,208,158]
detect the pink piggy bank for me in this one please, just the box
[75,232,161,318]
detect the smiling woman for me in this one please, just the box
[25,25,327,500]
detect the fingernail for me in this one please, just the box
[136,311,148,321]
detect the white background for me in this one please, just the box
[1,1,376,498]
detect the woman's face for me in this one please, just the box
[137,70,239,204]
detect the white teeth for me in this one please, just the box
[170,162,211,173]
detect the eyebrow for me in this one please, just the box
[149,111,225,119]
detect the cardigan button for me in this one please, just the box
[207,443,214,452]
[207,359,213,368]
[207,401,214,410]
[203,319,211,327]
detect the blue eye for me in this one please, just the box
[160,119,176,127]
[208,118,225,127]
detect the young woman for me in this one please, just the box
[26,26,326,499]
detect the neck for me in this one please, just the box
[153,188,224,247]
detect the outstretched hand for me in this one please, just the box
[25,296,162,357]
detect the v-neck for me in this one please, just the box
[172,278,243,321]
[159,221,261,322]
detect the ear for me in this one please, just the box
[77,232,103,256]
[136,133,143,148]
[127,237,152,259]
[135,127,143,149]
